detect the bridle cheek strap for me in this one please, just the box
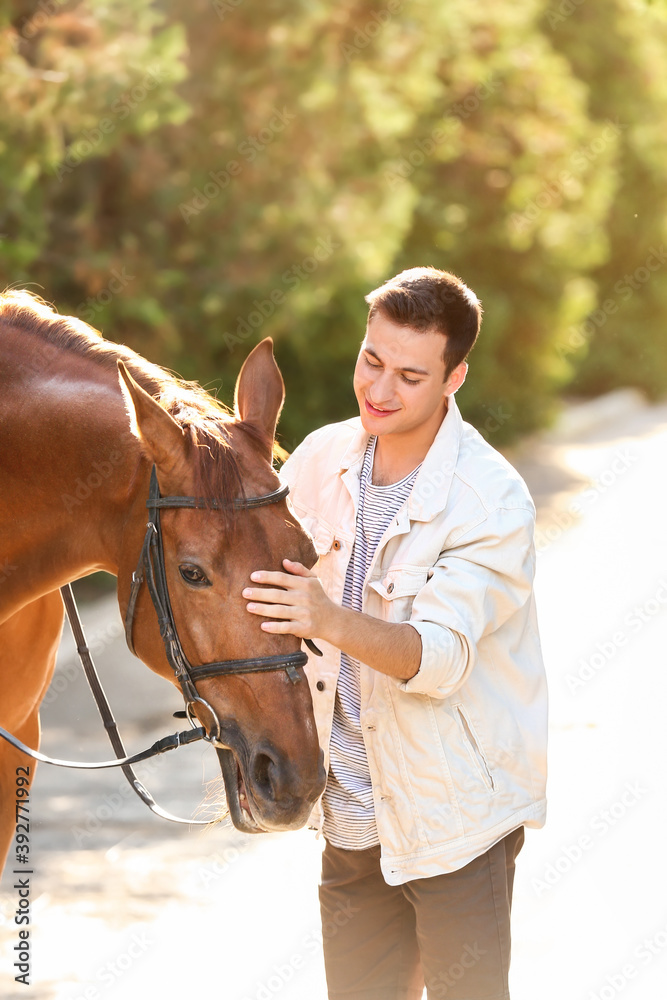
[124,466,311,743]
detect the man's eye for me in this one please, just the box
[179,564,211,587]
[364,356,381,369]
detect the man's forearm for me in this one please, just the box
[323,604,421,681]
[243,562,422,680]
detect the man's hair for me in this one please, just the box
[364,266,482,378]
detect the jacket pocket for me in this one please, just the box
[455,704,496,792]
[367,566,429,622]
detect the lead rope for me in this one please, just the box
[58,583,214,825]
[0,586,214,825]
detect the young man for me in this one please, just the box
[243,267,547,1000]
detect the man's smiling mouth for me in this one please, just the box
[365,398,399,417]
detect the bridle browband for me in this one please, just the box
[123,465,310,745]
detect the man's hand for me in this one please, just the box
[242,559,422,682]
[243,559,336,639]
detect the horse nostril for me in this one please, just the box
[251,750,277,799]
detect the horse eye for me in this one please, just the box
[179,564,211,587]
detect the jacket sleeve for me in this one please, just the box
[395,504,536,699]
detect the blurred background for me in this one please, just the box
[2,0,667,450]
[2,2,667,998]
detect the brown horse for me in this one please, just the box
[0,290,325,873]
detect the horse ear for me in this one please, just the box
[118,361,188,476]
[234,338,285,445]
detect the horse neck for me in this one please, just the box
[0,335,148,617]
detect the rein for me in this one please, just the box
[0,464,320,827]
[0,584,211,825]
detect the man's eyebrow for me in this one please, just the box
[363,345,430,377]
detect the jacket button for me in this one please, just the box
[386,582,395,594]
[316,681,325,691]
[332,539,342,551]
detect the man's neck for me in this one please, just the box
[371,400,448,486]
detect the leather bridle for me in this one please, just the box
[123,465,311,746]
[0,462,321,829]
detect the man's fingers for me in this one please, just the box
[249,570,295,587]
[282,559,313,576]
[260,620,304,635]
[245,601,295,619]
[249,563,315,586]
[243,587,297,604]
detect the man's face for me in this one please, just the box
[353,312,466,441]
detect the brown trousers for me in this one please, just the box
[319,827,524,1000]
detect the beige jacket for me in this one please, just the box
[282,395,547,884]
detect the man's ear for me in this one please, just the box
[444,361,468,396]
[118,361,189,479]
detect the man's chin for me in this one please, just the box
[360,414,397,436]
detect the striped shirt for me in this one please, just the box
[322,436,421,849]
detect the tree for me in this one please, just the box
[0,0,188,326]
[3,0,663,451]
[545,0,667,400]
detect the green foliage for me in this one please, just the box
[365,1,618,442]
[545,0,667,400]
[1,0,666,451]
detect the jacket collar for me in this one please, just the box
[338,394,463,522]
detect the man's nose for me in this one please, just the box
[369,371,395,403]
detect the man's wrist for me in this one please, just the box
[319,602,354,650]
[315,607,422,681]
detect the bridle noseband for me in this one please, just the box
[124,465,308,745]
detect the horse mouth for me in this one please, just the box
[216,747,266,834]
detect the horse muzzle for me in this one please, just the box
[216,741,326,834]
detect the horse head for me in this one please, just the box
[116,339,326,833]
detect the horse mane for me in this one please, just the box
[0,289,275,508]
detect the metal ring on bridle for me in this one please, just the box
[186,698,222,745]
